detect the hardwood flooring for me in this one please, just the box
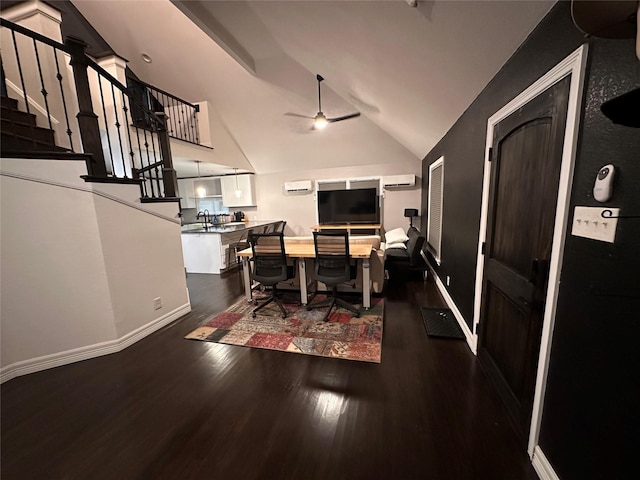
[1,270,539,480]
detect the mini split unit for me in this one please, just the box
[284,180,313,193]
[382,174,416,188]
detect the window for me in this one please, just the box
[427,157,444,264]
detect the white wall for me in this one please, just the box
[254,160,422,236]
[0,158,190,381]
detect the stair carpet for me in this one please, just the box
[1,95,68,153]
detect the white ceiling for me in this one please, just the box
[71,0,555,177]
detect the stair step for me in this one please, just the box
[1,118,57,145]
[1,132,68,153]
[1,105,38,127]
[1,96,19,109]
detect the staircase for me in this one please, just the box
[1,96,67,154]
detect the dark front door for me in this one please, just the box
[478,76,571,445]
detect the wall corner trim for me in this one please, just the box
[532,446,561,480]
[0,302,191,384]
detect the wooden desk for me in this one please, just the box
[237,240,374,309]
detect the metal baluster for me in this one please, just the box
[179,103,186,142]
[142,126,156,198]
[121,92,136,181]
[193,103,200,144]
[32,38,52,130]
[166,93,174,137]
[110,83,127,178]
[148,122,162,197]
[133,124,147,197]
[97,72,115,174]
[11,30,30,115]
[52,46,74,151]
[186,104,193,143]
[1,57,8,98]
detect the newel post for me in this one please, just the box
[65,35,107,177]
[155,112,178,198]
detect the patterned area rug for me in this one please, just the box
[185,294,384,363]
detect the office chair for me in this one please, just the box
[248,232,293,318]
[306,231,360,322]
[229,228,252,268]
[273,220,286,233]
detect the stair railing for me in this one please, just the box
[0,18,178,200]
[127,76,201,145]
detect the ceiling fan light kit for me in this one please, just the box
[313,112,328,129]
[287,74,361,130]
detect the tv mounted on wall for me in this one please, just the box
[317,188,379,224]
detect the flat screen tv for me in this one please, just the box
[317,188,379,225]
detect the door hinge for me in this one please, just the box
[488,147,493,161]
[481,242,486,255]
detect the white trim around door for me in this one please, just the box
[472,44,589,460]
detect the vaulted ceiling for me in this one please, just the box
[71,0,555,177]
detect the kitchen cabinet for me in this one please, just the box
[177,178,196,208]
[221,174,256,207]
[194,178,222,197]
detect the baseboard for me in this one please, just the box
[532,446,560,480]
[426,262,477,353]
[0,302,191,384]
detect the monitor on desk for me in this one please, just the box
[317,188,379,225]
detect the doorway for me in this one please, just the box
[472,45,588,456]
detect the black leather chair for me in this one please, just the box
[248,232,293,318]
[306,231,360,322]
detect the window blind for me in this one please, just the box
[427,158,444,263]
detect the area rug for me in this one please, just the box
[186,294,384,363]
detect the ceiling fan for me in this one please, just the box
[286,74,361,130]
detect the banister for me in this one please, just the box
[1,17,179,201]
[127,76,199,111]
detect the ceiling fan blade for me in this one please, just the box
[328,112,361,123]
[284,112,315,119]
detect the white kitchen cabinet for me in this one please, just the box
[177,179,196,208]
[221,174,256,207]
[193,178,222,197]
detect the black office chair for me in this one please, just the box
[272,220,286,233]
[248,232,293,318]
[306,231,360,322]
[228,228,252,268]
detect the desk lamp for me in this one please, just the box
[404,208,418,228]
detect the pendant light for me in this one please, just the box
[234,168,242,198]
[195,160,206,197]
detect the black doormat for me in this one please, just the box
[421,307,465,339]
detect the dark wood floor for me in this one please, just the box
[1,270,538,480]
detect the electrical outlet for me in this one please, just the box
[153,297,162,310]
[446,276,451,286]
[571,206,619,243]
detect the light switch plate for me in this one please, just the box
[571,206,619,243]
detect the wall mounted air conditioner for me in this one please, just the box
[382,174,416,188]
[284,180,313,193]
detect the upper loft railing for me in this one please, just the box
[127,76,201,145]
[0,18,178,201]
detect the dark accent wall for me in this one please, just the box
[420,2,639,479]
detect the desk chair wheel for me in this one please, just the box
[252,312,257,318]
[281,313,287,319]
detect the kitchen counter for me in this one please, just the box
[181,220,277,234]
[180,220,280,274]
